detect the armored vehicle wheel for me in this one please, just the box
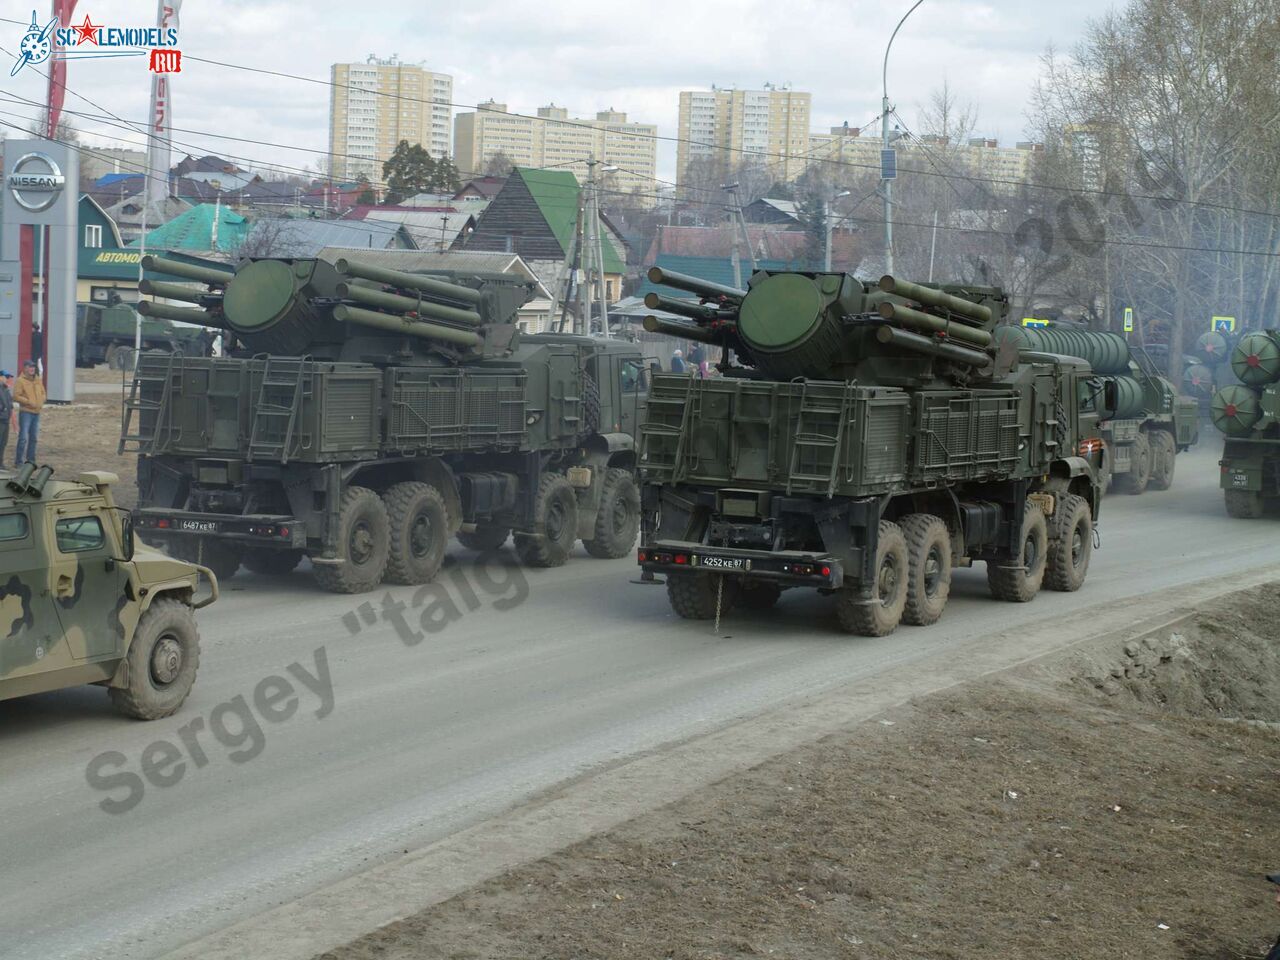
[900,514,951,626]
[108,598,201,720]
[987,502,1048,602]
[242,548,302,576]
[384,482,448,585]
[1113,433,1151,495]
[313,486,390,593]
[583,468,640,559]
[456,526,510,552]
[667,571,733,620]
[1224,489,1264,519]
[1148,431,1176,491]
[171,539,241,582]
[581,374,601,438]
[836,520,908,637]
[731,581,782,611]
[1045,494,1092,592]
[514,474,579,567]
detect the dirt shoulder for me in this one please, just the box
[30,387,136,508]
[320,585,1280,960]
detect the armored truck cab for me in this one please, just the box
[636,268,1107,636]
[126,255,647,592]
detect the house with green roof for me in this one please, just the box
[131,202,250,255]
[459,167,628,301]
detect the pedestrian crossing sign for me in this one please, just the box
[1212,316,1236,333]
[1123,307,1134,333]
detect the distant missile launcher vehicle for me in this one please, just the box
[1209,330,1280,518]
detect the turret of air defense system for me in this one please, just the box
[1209,331,1280,517]
[126,254,649,593]
[636,266,1109,637]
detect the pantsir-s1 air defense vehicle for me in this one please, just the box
[636,268,1108,636]
[125,254,647,592]
[1209,330,1280,518]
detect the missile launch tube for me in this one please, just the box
[335,282,484,327]
[645,266,746,303]
[878,302,993,348]
[333,304,483,348]
[879,275,993,325]
[138,279,215,305]
[642,315,719,343]
[140,255,235,286]
[875,324,992,369]
[642,292,724,322]
[334,258,483,305]
[137,300,219,326]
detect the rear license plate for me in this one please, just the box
[700,556,744,570]
[179,519,219,532]
[1232,473,1249,488]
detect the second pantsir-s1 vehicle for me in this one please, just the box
[125,254,647,593]
[636,268,1110,636]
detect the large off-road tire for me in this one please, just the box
[514,474,579,567]
[242,548,302,576]
[583,468,640,559]
[580,373,601,438]
[383,481,448,586]
[1224,489,1265,519]
[170,539,241,582]
[1113,433,1151,495]
[900,513,952,626]
[313,486,390,594]
[108,598,201,720]
[1148,430,1176,491]
[456,526,511,552]
[987,501,1048,602]
[1045,494,1092,592]
[836,520,908,637]
[731,580,782,611]
[667,571,732,620]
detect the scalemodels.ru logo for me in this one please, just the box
[9,8,181,77]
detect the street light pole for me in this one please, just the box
[882,0,924,275]
[824,190,850,271]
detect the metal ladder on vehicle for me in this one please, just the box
[787,381,853,497]
[119,352,180,454]
[247,357,309,464]
[638,375,700,481]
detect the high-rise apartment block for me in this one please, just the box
[675,85,811,188]
[328,56,453,183]
[453,102,658,204]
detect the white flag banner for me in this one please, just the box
[144,0,182,214]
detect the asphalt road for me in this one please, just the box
[0,442,1271,959]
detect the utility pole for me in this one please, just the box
[584,157,617,337]
[824,190,850,271]
[882,0,924,276]
[722,183,754,289]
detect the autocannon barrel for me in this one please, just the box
[645,266,746,303]
[643,292,725,322]
[334,258,484,306]
[138,279,216,305]
[642,315,719,344]
[137,300,220,326]
[875,324,992,370]
[335,282,483,327]
[141,255,235,286]
[878,301,993,348]
[333,304,483,348]
[879,275,993,326]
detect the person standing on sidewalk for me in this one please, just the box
[0,371,14,464]
[13,360,45,466]
[30,321,43,375]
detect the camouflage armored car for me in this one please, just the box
[0,466,217,719]
[636,268,1110,636]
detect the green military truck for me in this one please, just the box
[636,268,1108,636]
[124,254,647,592]
[76,301,212,368]
[1209,330,1280,517]
[997,326,1198,494]
[0,465,217,718]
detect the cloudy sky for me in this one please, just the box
[1,0,1118,183]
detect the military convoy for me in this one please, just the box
[76,300,211,369]
[125,254,647,592]
[1209,330,1280,518]
[996,326,1199,494]
[635,267,1109,636]
[0,466,216,718]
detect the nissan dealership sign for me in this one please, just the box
[7,152,66,213]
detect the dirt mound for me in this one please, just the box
[1070,583,1280,721]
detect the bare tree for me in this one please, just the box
[483,150,514,178]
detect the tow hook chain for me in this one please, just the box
[1092,523,1101,549]
[714,575,724,634]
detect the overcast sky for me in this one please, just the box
[1,0,1118,184]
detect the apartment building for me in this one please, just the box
[675,85,812,188]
